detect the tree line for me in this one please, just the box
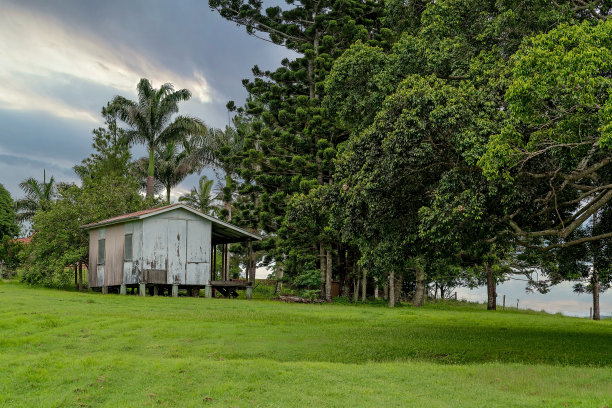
[204,0,612,318]
[1,0,611,320]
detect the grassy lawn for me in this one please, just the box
[1,282,611,407]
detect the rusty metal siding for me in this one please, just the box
[104,224,124,286]
[88,229,98,287]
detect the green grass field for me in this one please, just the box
[1,282,611,407]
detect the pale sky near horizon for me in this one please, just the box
[0,0,291,202]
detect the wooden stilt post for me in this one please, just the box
[78,262,83,291]
[205,285,212,298]
[153,286,159,296]
[172,285,178,298]
[139,283,146,297]
[120,284,126,295]
[222,244,229,281]
[212,244,217,281]
[102,286,108,295]
[247,239,255,285]
[374,279,379,299]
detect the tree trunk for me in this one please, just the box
[374,278,379,299]
[74,263,78,288]
[222,174,232,281]
[440,284,445,300]
[166,185,171,204]
[361,265,367,302]
[389,271,395,308]
[78,261,83,291]
[413,265,425,307]
[146,146,155,199]
[248,240,256,284]
[276,263,283,294]
[592,267,600,320]
[592,209,601,320]
[319,244,326,298]
[224,172,232,220]
[394,274,403,305]
[339,245,348,297]
[325,248,332,301]
[352,277,359,302]
[486,261,496,310]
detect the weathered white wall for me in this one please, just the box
[88,208,213,287]
[167,218,186,284]
[96,228,105,287]
[123,221,142,285]
[142,208,212,285]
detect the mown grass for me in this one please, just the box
[1,281,611,407]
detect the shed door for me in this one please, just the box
[167,219,186,284]
[185,220,211,285]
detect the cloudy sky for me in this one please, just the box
[0,0,290,201]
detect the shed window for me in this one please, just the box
[124,234,133,261]
[98,239,105,265]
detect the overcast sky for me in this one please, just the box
[0,0,291,201]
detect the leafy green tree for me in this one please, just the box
[0,183,18,239]
[112,78,207,199]
[23,175,145,287]
[210,0,387,297]
[480,21,612,318]
[14,171,56,224]
[74,102,132,181]
[0,236,24,279]
[325,0,581,307]
[179,175,218,215]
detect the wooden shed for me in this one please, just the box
[81,203,260,298]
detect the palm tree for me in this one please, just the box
[179,175,217,215]
[14,170,56,223]
[113,78,207,199]
[136,140,199,204]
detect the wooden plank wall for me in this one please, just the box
[88,229,98,288]
[104,224,125,286]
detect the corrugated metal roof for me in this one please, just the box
[14,235,34,245]
[80,204,176,229]
[80,203,261,242]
